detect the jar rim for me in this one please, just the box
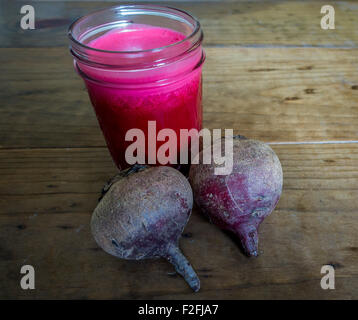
[68,4,201,55]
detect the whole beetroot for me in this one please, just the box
[189,136,283,257]
[91,165,200,292]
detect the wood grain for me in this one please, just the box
[1,1,358,48]
[1,47,357,148]
[0,144,357,299]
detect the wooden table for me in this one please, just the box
[1,0,357,299]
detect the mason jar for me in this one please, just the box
[68,5,205,170]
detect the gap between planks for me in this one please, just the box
[0,141,358,152]
[205,44,358,49]
[267,140,358,145]
[1,44,358,49]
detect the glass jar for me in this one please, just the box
[68,5,205,170]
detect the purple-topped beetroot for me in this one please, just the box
[91,165,200,292]
[189,136,283,257]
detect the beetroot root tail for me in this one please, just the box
[165,244,200,292]
[233,224,259,257]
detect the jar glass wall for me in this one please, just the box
[68,5,205,169]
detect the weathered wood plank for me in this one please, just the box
[0,144,357,299]
[1,47,357,148]
[2,1,358,48]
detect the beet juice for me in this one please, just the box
[68,5,205,170]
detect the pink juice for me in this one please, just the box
[76,24,204,170]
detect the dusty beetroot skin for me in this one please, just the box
[189,136,283,257]
[91,165,200,292]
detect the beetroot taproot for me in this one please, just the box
[189,136,283,257]
[91,165,200,292]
